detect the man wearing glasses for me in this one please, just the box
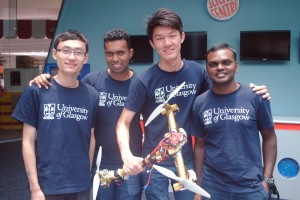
[12,30,99,200]
[29,28,143,200]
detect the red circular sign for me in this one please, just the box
[207,0,239,21]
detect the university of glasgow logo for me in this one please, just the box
[99,92,107,106]
[43,103,55,119]
[203,109,212,125]
[155,87,165,103]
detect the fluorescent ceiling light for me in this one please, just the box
[1,52,48,57]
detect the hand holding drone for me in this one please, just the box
[143,81,210,197]
[92,126,188,200]
[92,82,210,199]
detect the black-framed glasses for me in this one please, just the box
[56,48,86,58]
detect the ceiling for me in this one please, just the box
[0,0,63,66]
[0,0,63,20]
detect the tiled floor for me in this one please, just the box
[0,140,30,200]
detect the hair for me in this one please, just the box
[103,28,131,50]
[146,8,183,41]
[53,29,89,53]
[206,43,237,62]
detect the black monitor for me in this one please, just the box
[130,35,153,63]
[181,31,207,60]
[240,30,290,61]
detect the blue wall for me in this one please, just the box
[47,0,300,116]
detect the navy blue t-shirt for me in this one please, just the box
[82,70,143,169]
[12,78,99,195]
[125,60,211,165]
[192,84,274,193]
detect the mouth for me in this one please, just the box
[111,63,122,68]
[66,62,76,65]
[65,62,77,68]
[216,73,226,78]
[164,48,174,55]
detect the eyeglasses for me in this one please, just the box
[56,48,86,58]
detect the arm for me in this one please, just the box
[261,127,277,191]
[116,108,144,175]
[193,137,205,200]
[29,74,52,89]
[22,123,45,200]
[89,128,96,172]
[249,83,270,100]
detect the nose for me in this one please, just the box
[216,63,224,70]
[164,37,172,46]
[112,54,119,61]
[68,51,76,59]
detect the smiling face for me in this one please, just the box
[149,26,185,65]
[206,48,238,87]
[104,39,133,76]
[52,39,88,77]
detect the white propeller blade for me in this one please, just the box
[153,164,181,181]
[144,103,164,127]
[93,146,102,200]
[153,164,211,198]
[166,81,186,103]
[145,82,186,126]
[180,179,211,198]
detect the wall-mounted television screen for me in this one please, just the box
[130,35,153,63]
[181,31,207,60]
[240,30,290,61]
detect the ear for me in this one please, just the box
[129,48,134,59]
[149,39,155,49]
[181,32,185,44]
[83,53,89,64]
[52,48,57,61]
[235,62,239,73]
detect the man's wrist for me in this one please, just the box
[30,186,41,193]
[263,177,275,187]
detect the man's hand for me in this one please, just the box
[193,194,202,200]
[250,83,271,100]
[123,154,144,176]
[262,180,270,193]
[29,74,52,89]
[31,188,46,200]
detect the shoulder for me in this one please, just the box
[237,84,269,108]
[239,83,260,98]
[137,64,158,77]
[194,89,211,103]
[23,84,42,96]
[80,82,99,96]
[81,70,107,84]
[184,60,205,69]
[183,60,208,79]
[133,65,158,85]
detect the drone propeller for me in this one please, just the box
[92,146,102,200]
[153,164,211,198]
[145,81,186,126]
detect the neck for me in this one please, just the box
[54,74,79,88]
[158,58,183,72]
[108,69,133,81]
[212,82,240,94]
